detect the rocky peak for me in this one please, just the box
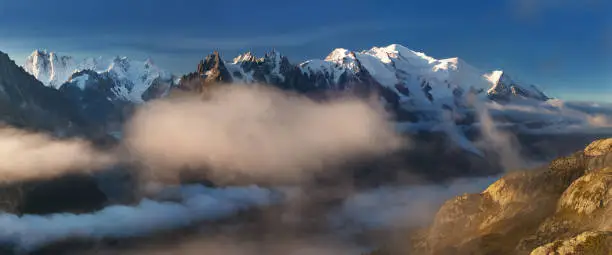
[28,50,49,65]
[31,49,48,57]
[584,138,612,157]
[65,70,103,89]
[144,57,155,68]
[263,49,280,61]
[325,48,352,61]
[486,70,548,101]
[24,50,76,88]
[278,55,294,74]
[434,57,468,72]
[324,48,359,71]
[0,50,89,134]
[262,50,284,70]
[201,52,220,71]
[196,59,206,74]
[110,56,130,73]
[27,50,53,66]
[196,51,229,79]
[49,52,73,65]
[177,51,233,94]
[233,51,259,64]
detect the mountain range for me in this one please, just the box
[24,50,175,102]
[21,44,612,154]
[23,50,176,130]
[6,44,610,188]
[24,45,549,107]
[176,44,549,108]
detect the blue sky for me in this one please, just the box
[0,0,610,102]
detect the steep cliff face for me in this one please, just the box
[23,50,77,89]
[397,138,612,255]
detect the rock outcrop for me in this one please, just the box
[529,231,612,255]
[175,51,233,96]
[399,137,612,254]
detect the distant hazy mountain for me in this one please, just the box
[23,50,177,129]
[24,50,176,103]
[0,50,111,216]
[0,50,89,134]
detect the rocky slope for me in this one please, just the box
[376,137,612,255]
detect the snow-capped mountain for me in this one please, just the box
[24,50,76,89]
[173,44,612,156]
[0,50,92,135]
[23,50,176,132]
[24,50,175,103]
[178,44,549,117]
[24,44,609,147]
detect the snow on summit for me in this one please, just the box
[24,50,77,89]
[24,44,547,105]
[223,43,548,106]
[24,50,173,102]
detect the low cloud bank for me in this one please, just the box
[331,176,498,230]
[0,176,499,254]
[0,84,530,253]
[0,84,402,185]
[0,185,278,252]
[42,176,499,255]
[124,85,403,183]
[487,99,612,134]
[0,128,115,182]
[102,235,367,255]
[0,84,407,252]
[587,114,612,127]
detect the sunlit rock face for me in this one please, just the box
[530,231,612,255]
[403,137,612,255]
